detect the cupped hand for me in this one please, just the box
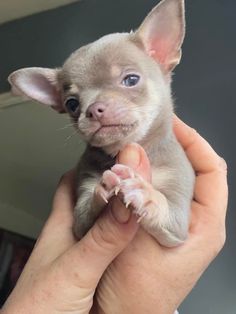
[2,171,139,314]
[2,117,228,314]
[95,117,228,314]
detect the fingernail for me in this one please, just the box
[111,199,131,224]
[117,143,141,168]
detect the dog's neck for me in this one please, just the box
[139,103,173,164]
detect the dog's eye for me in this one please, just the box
[122,74,140,87]
[65,98,80,113]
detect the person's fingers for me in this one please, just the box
[173,116,226,173]
[174,116,228,251]
[173,116,228,206]
[32,144,150,269]
[194,171,228,216]
[32,170,77,263]
[48,169,77,228]
[57,146,151,289]
[59,200,138,289]
[117,143,152,182]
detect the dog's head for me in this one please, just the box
[8,0,185,155]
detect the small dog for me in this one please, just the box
[8,0,194,247]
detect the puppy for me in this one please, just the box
[8,0,194,247]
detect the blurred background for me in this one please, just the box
[0,0,235,312]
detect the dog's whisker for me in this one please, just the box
[57,123,76,131]
[63,130,79,146]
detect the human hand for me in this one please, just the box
[95,117,228,314]
[1,171,139,314]
[2,117,228,314]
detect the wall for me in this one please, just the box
[0,0,235,313]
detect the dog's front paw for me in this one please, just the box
[94,169,121,205]
[111,164,159,223]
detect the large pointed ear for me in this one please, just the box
[136,0,185,73]
[8,67,65,113]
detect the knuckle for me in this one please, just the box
[58,255,88,289]
[217,228,227,250]
[185,127,199,148]
[189,127,198,140]
[190,127,198,135]
[57,170,75,187]
[58,174,66,185]
[210,227,226,257]
[218,157,228,172]
[58,172,70,186]
[90,218,119,252]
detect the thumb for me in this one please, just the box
[117,143,152,182]
[58,145,150,289]
[60,200,138,290]
[74,201,138,287]
[62,199,138,290]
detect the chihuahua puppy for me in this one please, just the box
[8,0,194,247]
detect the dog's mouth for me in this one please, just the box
[94,123,136,134]
[90,122,138,145]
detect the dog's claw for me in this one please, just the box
[114,186,120,196]
[125,201,131,208]
[101,193,108,204]
[137,210,148,223]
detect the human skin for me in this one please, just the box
[95,117,228,314]
[1,172,138,314]
[1,117,228,314]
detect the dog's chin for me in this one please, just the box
[86,123,139,153]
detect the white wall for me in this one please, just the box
[0,100,84,238]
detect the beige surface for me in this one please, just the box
[0,0,79,25]
[0,100,85,238]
